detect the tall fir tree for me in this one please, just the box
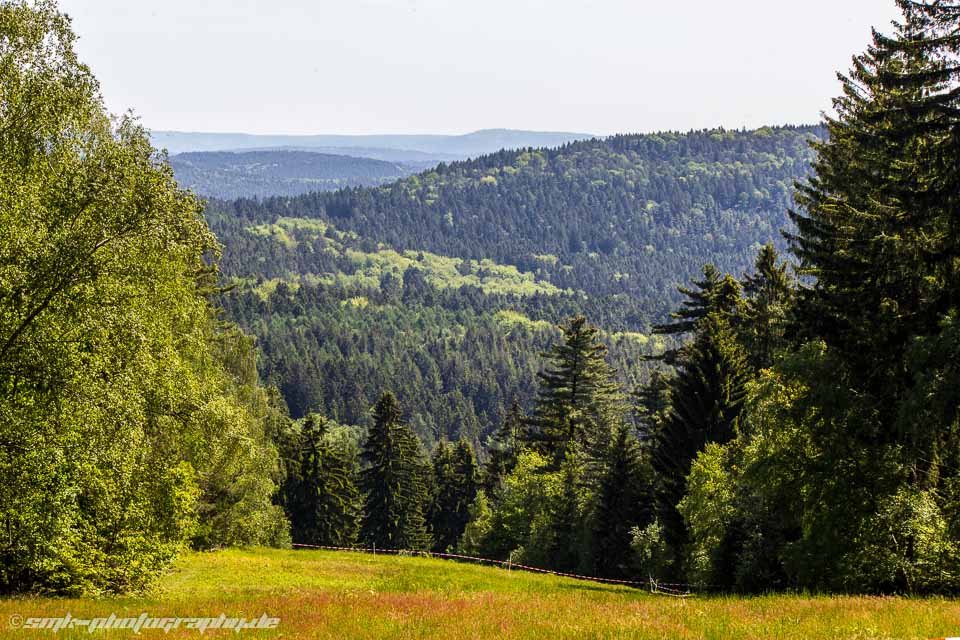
[788,0,960,435]
[663,1,960,595]
[740,244,795,370]
[285,414,360,547]
[765,0,960,590]
[651,311,750,577]
[453,439,480,513]
[525,316,624,467]
[642,270,747,579]
[652,265,743,364]
[653,264,723,337]
[428,441,458,551]
[483,400,525,494]
[360,392,431,550]
[634,370,673,444]
[546,456,584,572]
[590,423,652,578]
[427,439,479,552]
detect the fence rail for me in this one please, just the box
[289,542,700,597]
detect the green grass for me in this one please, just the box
[2,548,958,638]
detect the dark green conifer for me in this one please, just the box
[525,316,624,467]
[453,439,480,510]
[653,264,723,337]
[763,1,960,590]
[427,439,479,552]
[651,312,750,577]
[740,244,795,370]
[483,400,525,494]
[789,0,960,422]
[428,441,457,551]
[286,414,360,547]
[590,423,651,578]
[634,371,673,444]
[652,265,743,364]
[360,392,431,550]
[546,457,583,572]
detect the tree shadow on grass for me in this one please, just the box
[555,582,630,594]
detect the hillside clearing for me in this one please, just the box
[1,548,957,639]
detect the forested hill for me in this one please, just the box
[170,150,414,199]
[207,125,824,441]
[212,125,823,320]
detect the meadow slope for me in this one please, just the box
[1,548,958,639]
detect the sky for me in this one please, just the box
[56,0,903,136]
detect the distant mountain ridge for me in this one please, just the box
[228,146,456,167]
[152,128,595,159]
[169,150,414,199]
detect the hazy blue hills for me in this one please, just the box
[152,128,595,160]
[234,146,459,167]
[169,150,414,199]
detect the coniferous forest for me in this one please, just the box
[1,0,960,601]
[208,125,822,440]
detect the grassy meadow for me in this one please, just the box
[1,548,958,639]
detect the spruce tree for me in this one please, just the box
[525,316,624,467]
[640,267,749,576]
[740,244,795,370]
[546,457,584,572]
[651,312,750,577]
[287,414,360,547]
[453,439,480,514]
[789,0,960,428]
[590,424,651,578]
[483,400,525,494]
[653,265,743,364]
[634,371,673,444]
[763,0,960,590]
[427,439,479,552]
[653,264,723,337]
[360,392,431,550]
[428,441,458,551]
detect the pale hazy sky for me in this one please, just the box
[57,0,902,136]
